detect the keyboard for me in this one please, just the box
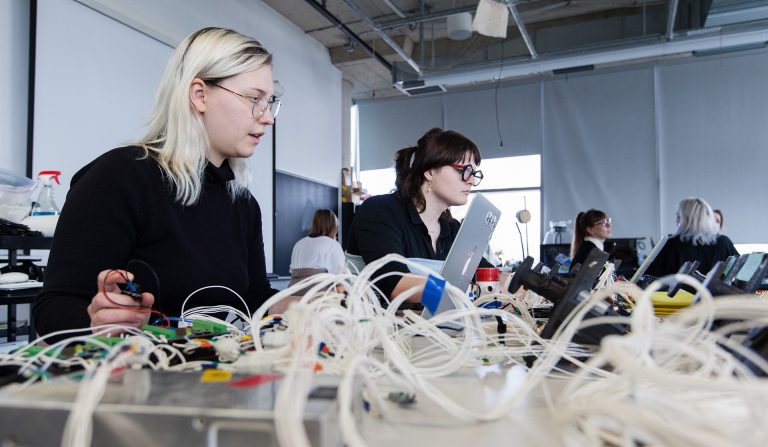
[0,218,42,237]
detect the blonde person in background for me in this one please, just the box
[646,197,738,277]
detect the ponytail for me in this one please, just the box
[570,212,586,259]
[393,146,417,193]
[570,209,607,258]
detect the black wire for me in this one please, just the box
[126,258,161,309]
[515,221,526,259]
[494,38,504,149]
[102,269,146,309]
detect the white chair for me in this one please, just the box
[344,251,366,274]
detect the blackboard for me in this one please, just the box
[274,171,338,276]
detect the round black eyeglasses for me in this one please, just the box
[448,163,484,186]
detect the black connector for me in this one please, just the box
[387,391,417,406]
[118,281,143,301]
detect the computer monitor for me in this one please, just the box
[604,238,641,278]
[540,244,571,273]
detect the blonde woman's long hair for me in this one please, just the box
[136,27,272,205]
[675,197,719,246]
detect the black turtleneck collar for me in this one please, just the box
[204,159,235,184]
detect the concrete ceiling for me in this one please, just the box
[261,1,767,100]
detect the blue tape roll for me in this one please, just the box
[421,274,446,315]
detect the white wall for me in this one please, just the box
[0,0,30,175]
[74,0,343,187]
[33,0,171,202]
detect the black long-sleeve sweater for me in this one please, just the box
[347,193,491,298]
[34,146,277,335]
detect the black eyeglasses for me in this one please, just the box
[448,163,484,186]
[591,218,612,227]
[205,81,281,119]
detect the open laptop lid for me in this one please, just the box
[630,234,669,283]
[422,194,501,318]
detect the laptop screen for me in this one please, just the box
[630,235,669,283]
[422,193,501,318]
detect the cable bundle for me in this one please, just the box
[2,255,767,447]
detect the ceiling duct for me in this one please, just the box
[394,80,447,96]
[421,21,768,88]
[706,0,768,27]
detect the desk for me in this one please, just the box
[362,371,563,447]
[0,288,40,341]
[0,235,52,267]
[0,235,51,341]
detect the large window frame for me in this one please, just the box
[359,154,542,266]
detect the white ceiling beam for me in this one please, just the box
[422,23,768,87]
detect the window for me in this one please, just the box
[358,167,396,196]
[451,155,541,266]
[359,155,542,266]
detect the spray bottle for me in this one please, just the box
[31,170,61,216]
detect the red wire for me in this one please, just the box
[101,269,171,327]
[102,270,148,310]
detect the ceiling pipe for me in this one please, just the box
[303,0,393,73]
[341,0,422,74]
[305,5,475,34]
[421,22,768,87]
[382,0,406,19]
[378,5,477,30]
[419,0,425,67]
[506,0,538,59]
[666,0,680,40]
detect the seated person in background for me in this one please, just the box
[646,197,739,278]
[289,209,345,285]
[34,28,279,336]
[570,209,612,272]
[347,128,487,303]
[714,208,724,230]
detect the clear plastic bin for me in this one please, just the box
[0,169,37,223]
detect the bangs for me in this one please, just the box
[425,131,481,169]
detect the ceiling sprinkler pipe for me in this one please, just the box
[506,0,538,59]
[342,0,422,74]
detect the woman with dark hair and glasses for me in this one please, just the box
[35,28,280,336]
[347,128,486,302]
[570,209,612,272]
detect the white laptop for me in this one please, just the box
[630,234,669,283]
[421,194,501,319]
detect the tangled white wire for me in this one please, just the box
[3,254,767,447]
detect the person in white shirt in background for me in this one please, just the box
[289,209,345,279]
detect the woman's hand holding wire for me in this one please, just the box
[87,269,155,330]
